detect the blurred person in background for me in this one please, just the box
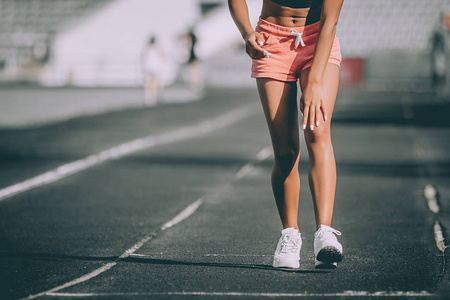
[142,35,164,105]
[182,28,204,91]
[430,10,450,95]
[442,11,450,31]
[229,0,344,269]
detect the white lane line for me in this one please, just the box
[235,163,253,180]
[127,253,147,257]
[424,184,440,214]
[434,220,447,253]
[46,291,434,297]
[119,234,157,260]
[0,104,257,202]
[256,146,272,161]
[424,185,447,252]
[204,254,271,257]
[23,144,270,300]
[161,198,204,230]
[235,146,272,180]
[23,262,118,300]
[23,197,207,299]
[125,253,271,258]
[47,293,95,297]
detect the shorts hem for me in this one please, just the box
[300,59,342,73]
[251,73,297,82]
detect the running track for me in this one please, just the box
[0,87,449,299]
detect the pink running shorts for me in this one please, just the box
[251,18,342,82]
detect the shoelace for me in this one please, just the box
[316,227,341,240]
[290,28,306,49]
[280,234,300,254]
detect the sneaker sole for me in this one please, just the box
[315,260,337,269]
[273,258,300,269]
[316,246,343,263]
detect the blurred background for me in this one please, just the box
[2,2,450,298]
[0,0,449,127]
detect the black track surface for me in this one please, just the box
[0,87,449,299]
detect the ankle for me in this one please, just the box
[283,226,300,232]
[316,223,331,230]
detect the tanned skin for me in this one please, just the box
[229,0,344,230]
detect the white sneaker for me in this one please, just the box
[314,224,343,268]
[273,227,302,268]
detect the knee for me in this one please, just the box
[305,126,331,148]
[274,147,300,175]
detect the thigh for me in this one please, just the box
[299,64,340,123]
[256,78,299,151]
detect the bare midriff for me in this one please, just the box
[260,0,322,27]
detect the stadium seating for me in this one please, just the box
[0,0,112,68]
[0,0,448,87]
[338,0,448,56]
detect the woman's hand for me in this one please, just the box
[300,82,328,130]
[245,31,270,59]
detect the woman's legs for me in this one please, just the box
[299,64,340,229]
[144,75,159,105]
[256,78,300,231]
[189,60,204,90]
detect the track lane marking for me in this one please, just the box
[22,145,271,300]
[128,254,271,258]
[424,184,440,214]
[423,185,447,252]
[161,198,204,231]
[22,198,204,300]
[203,254,271,257]
[45,291,434,297]
[235,146,272,180]
[235,164,253,180]
[0,104,257,202]
[256,146,272,161]
[434,220,447,253]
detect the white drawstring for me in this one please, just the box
[290,29,305,49]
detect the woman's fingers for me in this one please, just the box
[245,32,271,59]
[251,33,265,52]
[249,44,265,58]
[315,105,321,127]
[246,44,263,59]
[303,102,328,130]
[248,50,264,59]
[302,104,319,131]
[309,106,315,130]
[302,106,309,130]
[246,43,265,59]
[301,87,327,130]
[321,101,328,121]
